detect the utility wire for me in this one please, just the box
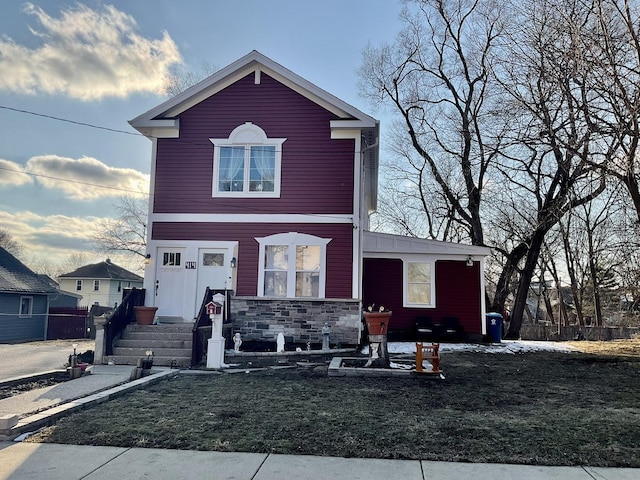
[0,165,147,195]
[0,164,355,220]
[0,105,142,136]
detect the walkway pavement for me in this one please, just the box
[0,442,638,479]
[0,364,637,480]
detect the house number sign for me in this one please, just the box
[185,261,196,269]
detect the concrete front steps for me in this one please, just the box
[107,323,193,367]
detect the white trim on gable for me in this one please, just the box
[129,51,377,138]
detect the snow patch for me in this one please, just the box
[361,340,577,355]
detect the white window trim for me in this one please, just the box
[19,296,33,317]
[256,232,331,299]
[76,280,82,291]
[94,280,100,291]
[403,259,436,308]
[211,122,286,198]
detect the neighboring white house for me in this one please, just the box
[58,259,143,308]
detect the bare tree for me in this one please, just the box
[359,0,505,247]
[0,229,23,257]
[575,0,640,224]
[164,61,218,98]
[92,195,148,259]
[489,0,609,336]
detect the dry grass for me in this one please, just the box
[567,338,640,357]
[27,342,640,467]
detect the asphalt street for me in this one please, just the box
[0,339,95,381]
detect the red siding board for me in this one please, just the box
[153,73,355,215]
[152,222,353,299]
[362,258,482,334]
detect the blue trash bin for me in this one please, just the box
[486,313,503,343]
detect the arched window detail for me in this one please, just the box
[210,123,286,197]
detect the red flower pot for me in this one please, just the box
[134,306,158,325]
[364,311,392,335]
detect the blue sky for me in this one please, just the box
[0,0,403,272]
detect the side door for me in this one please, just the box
[155,247,186,318]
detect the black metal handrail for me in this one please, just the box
[105,288,146,356]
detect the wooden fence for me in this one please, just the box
[520,323,640,342]
[47,306,89,339]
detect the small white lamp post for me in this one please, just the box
[206,293,228,369]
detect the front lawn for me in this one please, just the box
[27,347,640,466]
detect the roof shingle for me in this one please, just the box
[58,259,143,282]
[0,247,58,294]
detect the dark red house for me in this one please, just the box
[130,51,490,345]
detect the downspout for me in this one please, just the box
[358,130,379,343]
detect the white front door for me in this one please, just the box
[155,247,186,317]
[196,249,230,308]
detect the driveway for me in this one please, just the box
[0,339,95,381]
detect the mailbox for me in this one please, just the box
[206,301,221,316]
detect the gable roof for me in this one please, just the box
[58,259,143,282]
[130,50,378,138]
[130,50,380,213]
[0,247,58,295]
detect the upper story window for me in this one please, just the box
[256,232,330,298]
[211,123,286,198]
[76,280,82,291]
[403,260,435,308]
[94,280,100,291]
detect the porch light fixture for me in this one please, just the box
[466,256,473,267]
[145,253,151,265]
[230,257,237,269]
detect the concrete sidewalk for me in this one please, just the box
[0,442,637,480]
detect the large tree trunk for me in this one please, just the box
[490,242,529,315]
[506,230,546,339]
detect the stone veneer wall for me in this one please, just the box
[230,297,363,346]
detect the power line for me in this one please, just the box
[0,104,372,153]
[0,105,143,137]
[0,165,147,195]
[0,164,355,220]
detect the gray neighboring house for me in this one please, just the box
[0,246,58,343]
[58,259,143,308]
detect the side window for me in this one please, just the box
[76,280,82,291]
[19,296,33,317]
[404,261,435,308]
[94,280,100,291]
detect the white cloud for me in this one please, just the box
[0,209,96,253]
[25,155,150,199]
[0,3,182,100]
[0,158,33,186]
[0,209,143,275]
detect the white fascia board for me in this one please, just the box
[129,51,378,135]
[128,119,180,139]
[330,119,378,130]
[150,213,354,223]
[363,231,492,257]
